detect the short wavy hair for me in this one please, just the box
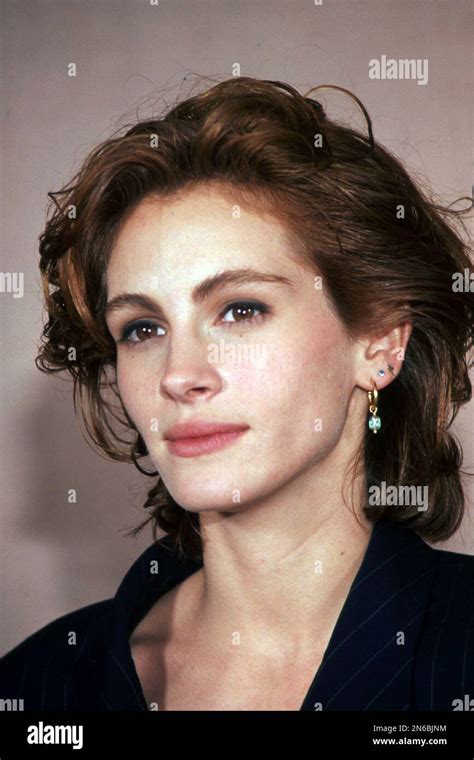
[36,75,473,561]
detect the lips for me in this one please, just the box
[164,421,250,441]
[164,421,250,458]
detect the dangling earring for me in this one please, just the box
[131,432,160,477]
[368,380,381,434]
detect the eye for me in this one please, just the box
[116,300,270,347]
[118,320,164,345]
[219,300,269,326]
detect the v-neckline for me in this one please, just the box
[120,525,380,711]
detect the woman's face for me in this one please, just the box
[105,184,357,511]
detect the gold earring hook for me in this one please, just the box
[368,380,378,413]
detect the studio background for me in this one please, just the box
[1,0,472,654]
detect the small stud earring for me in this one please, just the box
[378,368,385,377]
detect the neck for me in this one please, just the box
[184,443,373,661]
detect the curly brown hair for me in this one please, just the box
[35,75,473,562]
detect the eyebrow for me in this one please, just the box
[105,268,296,317]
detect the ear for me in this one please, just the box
[354,321,412,391]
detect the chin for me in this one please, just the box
[162,479,239,509]
[183,502,243,515]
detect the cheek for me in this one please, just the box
[253,322,350,453]
[116,357,150,429]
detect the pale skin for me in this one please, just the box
[105,182,412,710]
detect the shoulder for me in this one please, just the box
[428,542,474,599]
[421,541,474,625]
[0,599,115,709]
[0,541,162,683]
[413,542,474,707]
[0,536,189,711]
[378,518,474,615]
[1,599,114,662]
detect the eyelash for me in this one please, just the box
[117,300,270,346]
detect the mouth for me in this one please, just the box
[165,428,249,458]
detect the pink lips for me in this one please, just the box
[164,421,250,458]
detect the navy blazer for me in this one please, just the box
[1,518,473,711]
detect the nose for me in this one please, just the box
[158,331,223,403]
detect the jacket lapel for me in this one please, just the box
[299,519,438,710]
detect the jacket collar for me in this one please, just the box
[115,534,203,637]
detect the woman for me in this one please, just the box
[1,76,473,712]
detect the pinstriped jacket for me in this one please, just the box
[1,518,473,711]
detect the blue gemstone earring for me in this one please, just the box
[368,381,381,434]
[379,364,396,377]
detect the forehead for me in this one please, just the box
[106,184,307,288]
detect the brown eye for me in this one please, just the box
[221,301,268,326]
[119,321,163,344]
